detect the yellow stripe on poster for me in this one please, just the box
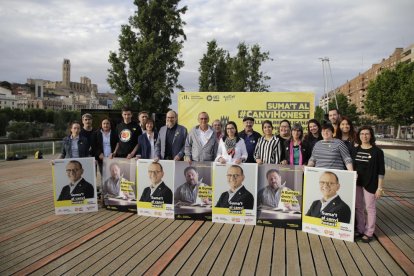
[137,201,167,210]
[178,92,314,131]
[212,207,246,216]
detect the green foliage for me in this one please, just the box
[108,0,187,112]
[328,94,360,124]
[366,62,414,125]
[314,106,325,124]
[198,41,272,92]
[0,108,79,138]
[6,122,42,140]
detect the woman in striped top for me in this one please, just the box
[254,120,284,164]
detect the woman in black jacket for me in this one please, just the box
[353,126,385,243]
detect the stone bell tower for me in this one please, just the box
[62,59,71,88]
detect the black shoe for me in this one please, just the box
[354,232,363,240]
[361,235,373,243]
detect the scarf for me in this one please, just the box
[225,138,237,158]
[289,139,303,165]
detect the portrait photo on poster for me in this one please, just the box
[213,163,257,211]
[174,161,212,205]
[54,157,96,202]
[257,164,302,212]
[102,158,137,203]
[137,159,175,205]
[303,167,356,224]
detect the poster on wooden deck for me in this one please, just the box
[212,163,257,225]
[302,167,356,242]
[137,159,175,219]
[52,157,97,214]
[174,161,212,220]
[102,158,137,212]
[256,164,303,229]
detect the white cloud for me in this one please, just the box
[0,0,413,102]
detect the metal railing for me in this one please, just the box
[0,139,62,160]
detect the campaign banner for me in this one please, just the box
[102,158,137,212]
[137,159,175,219]
[53,157,97,215]
[178,92,314,132]
[174,161,212,220]
[256,164,303,229]
[212,163,257,225]
[302,167,356,242]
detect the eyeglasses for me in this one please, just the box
[226,127,235,130]
[226,174,240,179]
[148,170,161,174]
[319,181,337,186]
[66,169,80,173]
[199,117,208,120]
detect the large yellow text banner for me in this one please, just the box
[178,92,314,131]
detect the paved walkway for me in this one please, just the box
[0,159,413,275]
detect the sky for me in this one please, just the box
[0,0,413,109]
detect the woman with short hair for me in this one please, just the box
[60,121,90,159]
[254,120,284,164]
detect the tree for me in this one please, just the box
[328,94,360,124]
[108,0,187,112]
[314,106,325,124]
[198,41,272,92]
[198,40,231,92]
[365,62,414,126]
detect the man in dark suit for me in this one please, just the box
[140,162,173,204]
[58,160,94,201]
[155,110,187,161]
[306,171,351,223]
[216,165,254,209]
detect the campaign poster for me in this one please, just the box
[137,159,175,219]
[302,167,357,242]
[212,163,257,225]
[53,157,97,215]
[178,92,314,133]
[256,164,303,229]
[102,158,137,212]
[174,161,212,220]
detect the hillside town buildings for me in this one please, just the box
[0,59,117,111]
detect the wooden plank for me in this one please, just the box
[1,211,125,275]
[271,228,285,276]
[296,230,316,276]
[112,220,186,275]
[144,220,204,276]
[162,222,213,275]
[369,234,408,276]
[14,212,132,276]
[376,208,414,248]
[241,226,264,276]
[207,224,243,276]
[320,236,345,275]
[332,239,361,276]
[308,234,331,275]
[65,217,169,275]
[194,223,233,275]
[286,229,300,276]
[256,226,274,276]
[224,225,254,276]
[375,226,414,275]
[356,240,395,275]
[131,220,194,275]
[345,241,376,276]
[176,222,223,275]
[31,215,148,275]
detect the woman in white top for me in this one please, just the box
[215,121,247,164]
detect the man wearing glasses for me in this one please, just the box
[306,171,351,223]
[215,165,254,210]
[58,160,94,201]
[140,162,173,204]
[185,111,218,162]
[155,110,187,161]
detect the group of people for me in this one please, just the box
[58,106,384,243]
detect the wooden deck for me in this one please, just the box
[0,159,413,276]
